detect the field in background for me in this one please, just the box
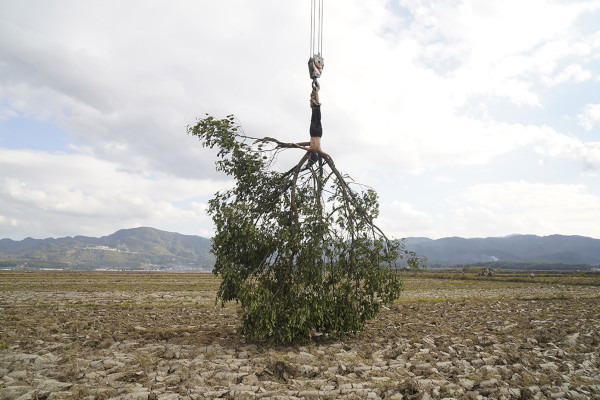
[1,270,599,399]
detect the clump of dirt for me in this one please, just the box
[261,360,298,383]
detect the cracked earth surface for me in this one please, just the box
[1,271,599,399]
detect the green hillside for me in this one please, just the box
[0,227,214,270]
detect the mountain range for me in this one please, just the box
[0,227,212,271]
[404,235,600,267]
[0,227,599,270]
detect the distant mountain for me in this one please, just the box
[1,229,598,270]
[404,235,600,267]
[0,227,213,270]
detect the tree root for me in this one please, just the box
[254,136,387,242]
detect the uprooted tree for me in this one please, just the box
[188,115,423,344]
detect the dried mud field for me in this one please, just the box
[1,271,599,400]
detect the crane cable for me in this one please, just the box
[308,0,324,89]
[310,0,324,57]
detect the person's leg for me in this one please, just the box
[308,88,322,166]
[310,86,320,107]
[309,106,322,164]
[310,106,322,138]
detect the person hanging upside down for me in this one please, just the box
[308,87,322,165]
[307,53,325,167]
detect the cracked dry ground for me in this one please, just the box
[1,272,599,400]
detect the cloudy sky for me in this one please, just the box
[1,0,600,241]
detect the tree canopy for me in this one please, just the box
[188,115,423,344]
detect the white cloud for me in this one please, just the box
[379,201,437,238]
[457,181,600,236]
[0,215,17,227]
[533,128,600,170]
[0,107,17,121]
[578,103,600,130]
[0,1,309,180]
[1,0,600,240]
[378,181,600,239]
[404,0,598,104]
[0,148,221,239]
[320,0,600,177]
[544,63,592,86]
[2,0,598,178]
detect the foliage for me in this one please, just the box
[188,114,423,344]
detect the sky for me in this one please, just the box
[1,0,600,241]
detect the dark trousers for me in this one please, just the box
[310,106,322,138]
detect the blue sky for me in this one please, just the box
[0,115,80,152]
[1,0,599,240]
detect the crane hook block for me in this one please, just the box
[308,54,324,80]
